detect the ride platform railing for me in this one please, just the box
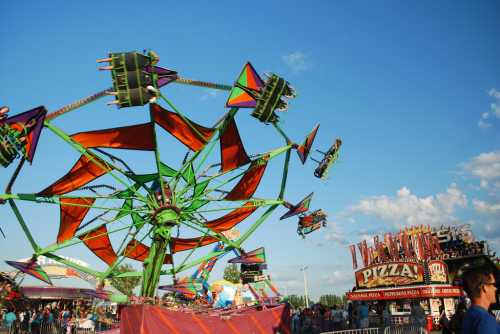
[4,319,119,334]
[320,326,427,334]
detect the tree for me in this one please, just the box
[109,264,141,296]
[287,294,314,309]
[223,264,240,283]
[318,294,346,307]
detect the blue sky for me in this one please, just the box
[1,1,499,299]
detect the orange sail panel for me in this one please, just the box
[38,154,113,196]
[124,239,172,264]
[205,201,258,232]
[171,236,219,253]
[220,118,250,172]
[71,123,155,150]
[151,104,215,151]
[224,160,268,201]
[58,197,95,244]
[79,225,117,265]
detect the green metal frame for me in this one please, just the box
[0,71,302,299]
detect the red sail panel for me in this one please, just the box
[205,201,257,232]
[58,197,96,244]
[38,154,112,196]
[151,104,215,151]
[171,236,219,253]
[124,239,172,264]
[296,124,319,164]
[71,123,155,150]
[220,118,250,172]
[79,225,117,265]
[224,159,268,201]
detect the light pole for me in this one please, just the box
[300,265,309,308]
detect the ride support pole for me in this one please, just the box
[45,88,112,121]
[173,77,232,91]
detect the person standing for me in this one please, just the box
[439,305,451,334]
[358,302,369,328]
[291,309,301,334]
[410,301,425,327]
[382,303,392,327]
[2,307,16,330]
[462,265,500,334]
[449,300,467,334]
[347,301,353,328]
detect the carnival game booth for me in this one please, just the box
[346,226,468,329]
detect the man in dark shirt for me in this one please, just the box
[462,265,500,333]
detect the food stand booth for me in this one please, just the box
[345,224,497,329]
[346,259,463,326]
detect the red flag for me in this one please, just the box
[349,245,358,269]
[423,233,432,259]
[362,240,369,267]
[416,233,425,261]
[384,233,391,246]
[357,242,364,267]
[357,242,363,258]
[393,233,400,260]
[432,235,442,256]
[403,233,411,259]
[385,233,395,261]
[377,242,386,262]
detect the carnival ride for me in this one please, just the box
[313,137,342,179]
[0,51,334,306]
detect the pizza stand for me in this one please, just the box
[346,224,499,330]
[346,259,463,327]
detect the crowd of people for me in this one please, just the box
[290,301,385,334]
[289,293,500,334]
[0,300,117,334]
[291,304,347,334]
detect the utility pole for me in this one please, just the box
[300,265,309,308]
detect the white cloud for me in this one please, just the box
[470,220,500,251]
[489,88,500,101]
[479,88,500,128]
[282,52,310,73]
[324,221,350,246]
[437,185,468,213]
[490,103,500,118]
[478,119,492,129]
[348,184,467,228]
[324,234,349,245]
[473,199,500,215]
[322,270,355,287]
[483,222,500,236]
[272,273,303,289]
[462,151,500,192]
[489,238,500,254]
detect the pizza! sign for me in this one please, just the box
[355,261,425,288]
[428,260,448,283]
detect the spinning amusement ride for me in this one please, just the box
[0,51,341,303]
